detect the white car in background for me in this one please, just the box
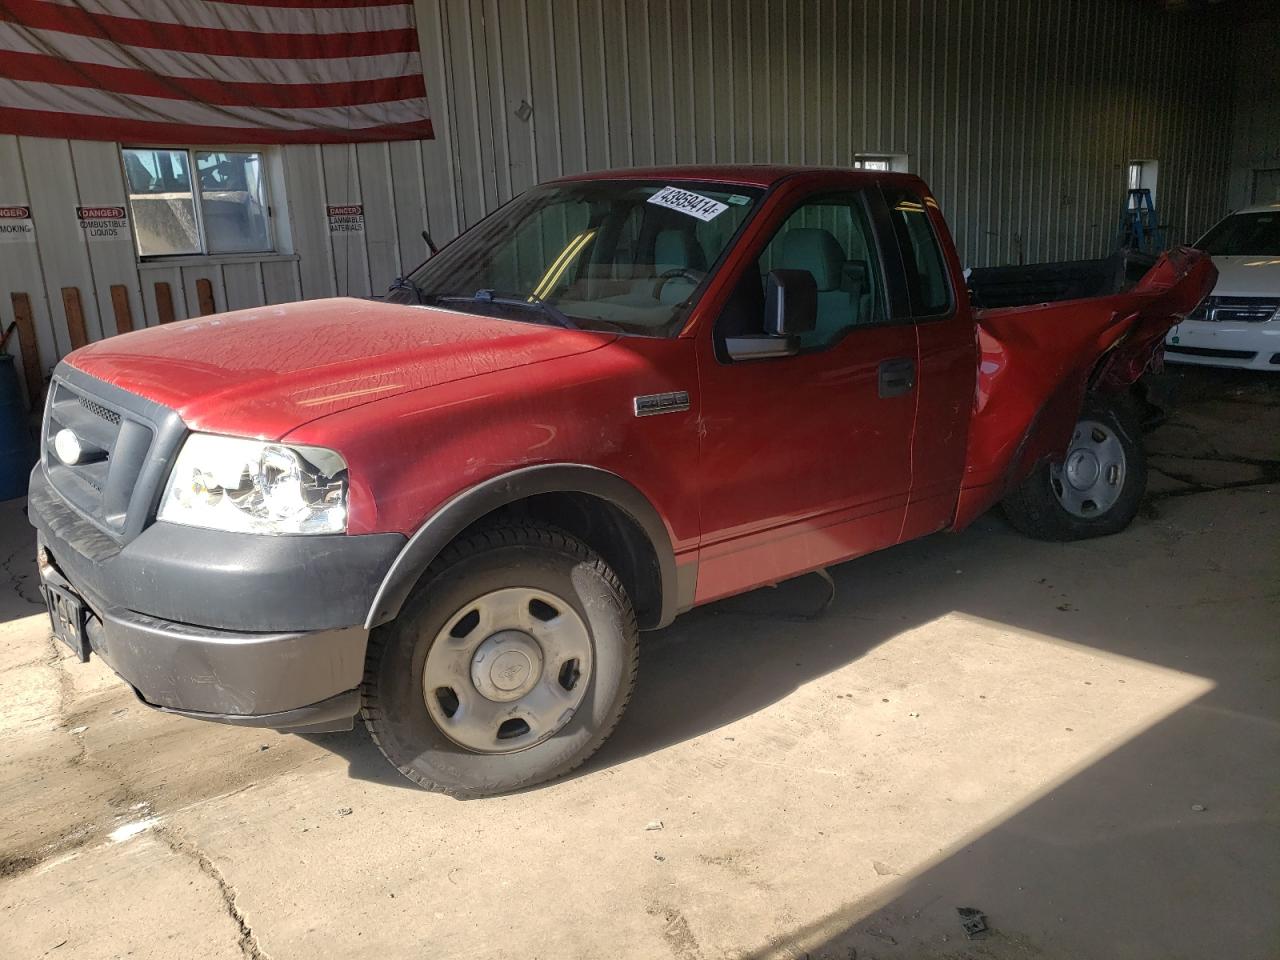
[1165,203,1280,371]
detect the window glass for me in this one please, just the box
[123,148,200,257]
[407,181,761,337]
[196,152,272,254]
[123,148,274,257]
[754,193,887,348]
[883,188,952,315]
[1196,212,1280,256]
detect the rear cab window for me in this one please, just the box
[881,185,954,317]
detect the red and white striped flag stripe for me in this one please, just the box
[0,0,434,144]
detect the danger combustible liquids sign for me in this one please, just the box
[77,206,129,242]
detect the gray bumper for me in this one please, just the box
[29,465,405,730]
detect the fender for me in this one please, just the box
[364,464,682,630]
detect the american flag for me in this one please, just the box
[0,0,434,143]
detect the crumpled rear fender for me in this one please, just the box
[952,246,1216,529]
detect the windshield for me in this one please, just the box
[397,180,762,336]
[1196,211,1280,256]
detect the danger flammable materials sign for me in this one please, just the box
[326,204,365,233]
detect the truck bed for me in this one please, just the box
[967,250,1157,309]
[955,246,1215,528]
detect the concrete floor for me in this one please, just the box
[1,366,1276,960]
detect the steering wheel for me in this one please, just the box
[651,268,702,301]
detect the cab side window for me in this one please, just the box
[755,193,887,349]
[882,187,952,316]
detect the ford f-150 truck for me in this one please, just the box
[28,166,1214,796]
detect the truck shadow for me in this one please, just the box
[315,367,1279,957]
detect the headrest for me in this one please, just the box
[777,228,844,291]
[842,259,870,292]
[655,229,705,272]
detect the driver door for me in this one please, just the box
[693,189,919,603]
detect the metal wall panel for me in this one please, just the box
[0,0,1239,410]
[446,0,1235,265]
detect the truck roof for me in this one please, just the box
[550,164,922,190]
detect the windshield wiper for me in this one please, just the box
[434,289,579,330]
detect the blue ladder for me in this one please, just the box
[1119,188,1165,254]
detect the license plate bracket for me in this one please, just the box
[45,583,91,663]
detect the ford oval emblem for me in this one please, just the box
[53,428,84,466]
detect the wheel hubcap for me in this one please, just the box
[470,631,542,702]
[423,587,592,754]
[1050,419,1127,518]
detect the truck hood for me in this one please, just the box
[1208,255,1280,298]
[66,297,614,438]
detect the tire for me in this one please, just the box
[1001,398,1147,542]
[361,521,638,797]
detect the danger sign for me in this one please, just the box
[77,205,129,242]
[326,203,365,233]
[76,204,129,241]
[0,205,34,244]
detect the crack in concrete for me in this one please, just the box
[1147,472,1279,501]
[1,546,45,607]
[154,824,270,960]
[1144,450,1280,503]
[21,625,272,959]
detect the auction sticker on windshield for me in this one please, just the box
[647,186,728,222]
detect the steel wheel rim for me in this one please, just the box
[1050,418,1127,518]
[423,586,593,754]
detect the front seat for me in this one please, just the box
[841,259,876,325]
[776,228,855,343]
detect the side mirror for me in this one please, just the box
[725,269,817,360]
[763,269,817,336]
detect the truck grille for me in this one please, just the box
[77,395,122,425]
[42,369,186,543]
[44,380,150,534]
[1188,296,1278,324]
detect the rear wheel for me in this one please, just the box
[1002,400,1147,541]
[361,522,638,797]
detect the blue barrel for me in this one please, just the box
[0,352,37,501]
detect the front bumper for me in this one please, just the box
[1165,319,1280,371]
[29,465,405,731]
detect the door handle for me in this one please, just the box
[878,357,916,398]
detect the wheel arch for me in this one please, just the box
[365,464,684,631]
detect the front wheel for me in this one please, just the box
[1001,400,1147,541]
[361,522,638,797]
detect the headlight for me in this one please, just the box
[158,434,348,534]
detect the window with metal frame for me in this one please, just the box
[881,186,953,317]
[121,147,274,258]
[756,192,889,348]
[1127,159,1159,204]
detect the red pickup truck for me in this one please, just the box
[29,166,1213,796]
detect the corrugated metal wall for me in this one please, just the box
[1226,12,1280,208]
[0,0,1238,410]
[424,0,1236,261]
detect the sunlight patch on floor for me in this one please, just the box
[736,610,1216,959]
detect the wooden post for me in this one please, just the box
[110,285,134,335]
[61,287,88,350]
[154,282,176,324]
[195,278,216,316]
[10,292,43,409]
